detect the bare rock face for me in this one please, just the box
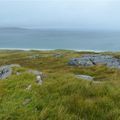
[69,54,120,69]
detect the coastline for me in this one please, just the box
[0,48,107,53]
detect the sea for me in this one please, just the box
[0,28,120,52]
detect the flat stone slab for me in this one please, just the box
[76,75,94,81]
[69,54,120,69]
[28,69,42,76]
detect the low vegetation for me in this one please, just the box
[0,50,120,120]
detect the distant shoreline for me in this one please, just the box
[0,48,114,53]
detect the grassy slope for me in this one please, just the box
[0,50,120,120]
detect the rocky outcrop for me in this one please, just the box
[0,64,43,85]
[0,64,20,79]
[53,53,63,58]
[29,54,41,59]
[0,66,12,79]
[69,54,120,69]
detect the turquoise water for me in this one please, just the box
[0,28,120,51]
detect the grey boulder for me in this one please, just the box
[68,54,120,69]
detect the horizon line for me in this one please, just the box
[0,27,120,31]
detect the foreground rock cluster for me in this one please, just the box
[0,64,43,85]
[69,54,120,69]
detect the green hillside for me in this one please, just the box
[0,50,120,120]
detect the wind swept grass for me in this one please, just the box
[0,50,120,120]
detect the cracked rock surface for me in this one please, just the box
[69,54,120,69]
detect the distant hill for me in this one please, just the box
[0,27,28,31]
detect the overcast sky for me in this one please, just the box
[0,0,120,30]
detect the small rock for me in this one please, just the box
[29,54,41,59]
[28,69,43,85]
[23,99,31,106]
[36,75,42,85]
[26,85,32,90]
[53,53,63,58]
[28,69,42,76]
[16,72,21,75]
